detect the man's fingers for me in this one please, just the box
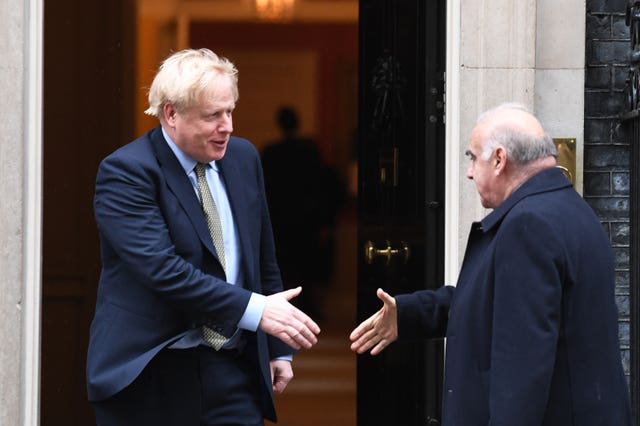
[280,332,309,350]
[349,320,369,341]
[350,289,392,341]
[297,312,321,335]
[271,360,293,394]
[350,289,396,355]
[260,289,321,349]
[280,286,303,301]
[377,288,395,306]
[273,380,287,394]
[289,305,321,335]
[349,316,377,352]
[290,323,319,348]
[350,312,378,341]
[370,339,387,356]
[278,318,320,350]
[351,337,373,354]
[279,288,322,334]
[284,338,302,350]
[351,334,379,354]
[350,324,379,353]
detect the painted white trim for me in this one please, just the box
[444,0,461,285]
[22,0,43,424]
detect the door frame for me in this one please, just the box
[18,0,463,423]
[355,0,456,423]
[23,0,44,424]
[443,0,462,283]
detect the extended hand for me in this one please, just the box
[260,286,321,350]
[270,359,293,394]
[349,288,398,355]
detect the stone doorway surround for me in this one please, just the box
[0,0,584,424]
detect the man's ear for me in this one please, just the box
[163,103,177,126]
[493,146,507,174]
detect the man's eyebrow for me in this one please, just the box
[464,150,476,159]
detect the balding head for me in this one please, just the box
[474,103,557,165]
[465,103,558,208]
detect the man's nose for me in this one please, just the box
[220,114,233,133]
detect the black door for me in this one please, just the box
[357,0,446,425]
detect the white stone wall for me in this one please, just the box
[0,0,26,421]
[0,0,42,425]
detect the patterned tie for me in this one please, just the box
[195,162,228,350]
[195,163,226,270]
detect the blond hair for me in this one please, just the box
[145,48,239,117]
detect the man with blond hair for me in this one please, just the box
[87,48,320,426]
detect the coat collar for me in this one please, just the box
[480,167,573,232]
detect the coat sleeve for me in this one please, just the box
[488,211,564,425]
[395,285,455,340]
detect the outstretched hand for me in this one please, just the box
[349,288,398,355]
[260,286,321,350]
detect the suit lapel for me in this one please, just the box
[149,127,218,258]
[218,144,255,287]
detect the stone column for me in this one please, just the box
[535,0,586,192]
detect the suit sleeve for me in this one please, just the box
[488,211,564,425]
[94,153,251,324]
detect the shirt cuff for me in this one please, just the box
[275,355,293,361]
[238,292,266,331]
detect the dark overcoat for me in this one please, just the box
[396,168,632,425]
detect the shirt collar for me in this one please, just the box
[161,126,219,174]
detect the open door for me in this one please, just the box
[356,0,446,424]
[41,1,135,424]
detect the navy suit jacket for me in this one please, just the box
[86,126,292,421]
[396,168,632,425]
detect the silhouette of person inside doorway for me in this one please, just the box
[262,106,345,323]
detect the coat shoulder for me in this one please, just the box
[228,136,259,157]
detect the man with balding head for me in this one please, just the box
[350,103,632,425]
